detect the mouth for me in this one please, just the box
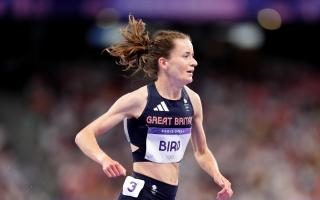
[187,70,194,75]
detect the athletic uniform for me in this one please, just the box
[118,82,194,200]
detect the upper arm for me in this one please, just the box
[185,87,208,154]
[83,87,147,136]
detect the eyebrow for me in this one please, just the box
[184,52,194,56]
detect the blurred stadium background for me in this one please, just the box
[0,0,320,200]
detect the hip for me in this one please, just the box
[118,172,178,200]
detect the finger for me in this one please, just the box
[226,189,233,197]
[217,188,228,199]
[222,184,233,196]
[228,188,233,196]
[104,168,113,177]
[217,188,233,200]
[219,194,229,200]
[111,163,126,176]
[217,191,229,200]
[110,164,120,176]
[217,187,227,196]
[115,163,126,176]
[106,166,117,177]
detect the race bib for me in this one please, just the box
[122,176,145,198]
[145,127,191,163]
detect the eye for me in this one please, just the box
[183,53,191,58]
[183,52,194,58]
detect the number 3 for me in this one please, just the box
[127,181,137,192]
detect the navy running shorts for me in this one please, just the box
[117,172,178,200]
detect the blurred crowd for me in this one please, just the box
[0,58,319,200]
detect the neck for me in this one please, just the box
[155,77,183,100]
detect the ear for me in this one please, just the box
[158,57,168,70]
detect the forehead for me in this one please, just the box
[171,38,194,53]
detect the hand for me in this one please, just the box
[214,175,233,200]
[100,156,126,178]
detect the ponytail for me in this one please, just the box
[104,15,154,78]
[105,15,189,80]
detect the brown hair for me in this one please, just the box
[104,15,189,80]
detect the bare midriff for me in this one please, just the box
[133,162,180,185]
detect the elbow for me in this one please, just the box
[74,127,95,146]
[75,129,86,146]
[75,132,81,146]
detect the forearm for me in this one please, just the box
[194,147,222,180]
[75,127,127,177]
[75,128,109,164]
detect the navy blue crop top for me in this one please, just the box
[123,82,194,163]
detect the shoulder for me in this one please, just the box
[117,85,148,118]
[125,85,148,103]
[184,86,201,105]
[118,85,148,106]
[184,86,202,116]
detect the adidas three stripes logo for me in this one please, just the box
[153,101,169,112]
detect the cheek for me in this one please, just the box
[169,68,180,76]
[174,65,185,74]
[167,60,186,75]
[173,60,186,70]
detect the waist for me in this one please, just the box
[132,171,178,198]
[133,162,179,185]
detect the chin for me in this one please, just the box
[177,76,193,86]
[184,78,193,85]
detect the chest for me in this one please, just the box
[143,99,193,127]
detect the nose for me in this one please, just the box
[191,57,198,67]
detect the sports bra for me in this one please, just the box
[123,82,194,163]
